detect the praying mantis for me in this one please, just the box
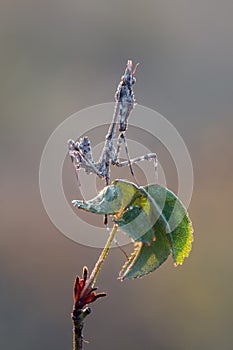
[68,60,158,190]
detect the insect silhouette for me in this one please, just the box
[68,60,158,193]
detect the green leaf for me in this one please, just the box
[72,179,194,278]
[72,179,139,215]
[144,184,194,266]
[119,229,171,280]
[114,205,156,243]
[114,181,169,244]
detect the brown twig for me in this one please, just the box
[72,307,91,350]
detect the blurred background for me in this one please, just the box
[1,1,233,349]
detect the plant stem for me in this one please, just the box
[88,224,118,288]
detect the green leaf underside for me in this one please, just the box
[72,179,194,279]
[119,228,171,280]
[115,205,156,243]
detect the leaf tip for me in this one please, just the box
[72,199,84,208]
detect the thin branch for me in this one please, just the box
[85,224,118,289]
[72,308,91,350]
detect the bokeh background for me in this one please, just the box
[1,1,233,349]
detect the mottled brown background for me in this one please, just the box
[1,1,233,349]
